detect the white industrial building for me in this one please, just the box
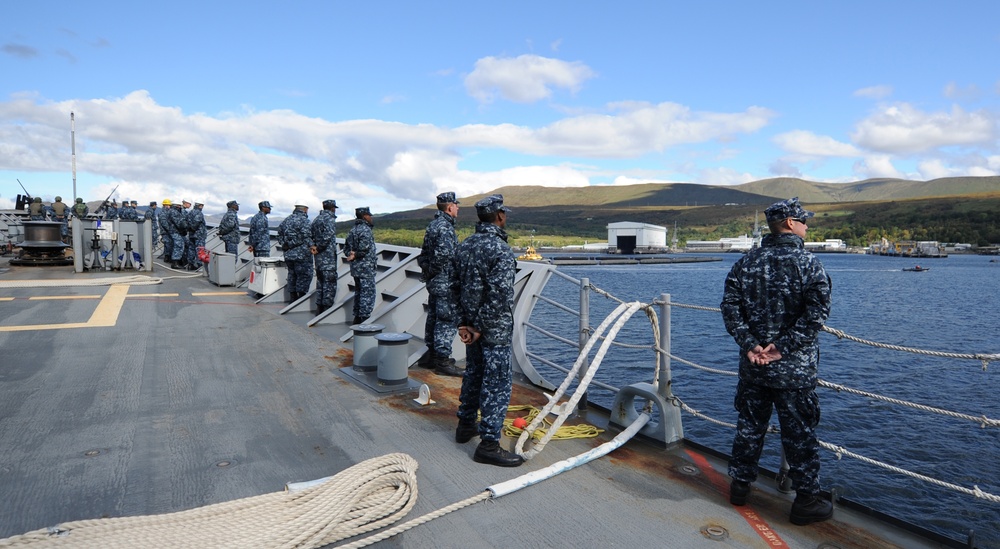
[607,222,668,254]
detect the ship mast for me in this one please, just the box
[71,112,77,201]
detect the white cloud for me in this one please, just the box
[853,155,902,179]
[464,54,596,104]
[697,167,755,186]
[853,85,893,99]
[851,103,997,154]
[773,130,861,158]
[917,158,955,180]
[0,91,777,215]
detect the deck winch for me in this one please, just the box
[10,221,72,266]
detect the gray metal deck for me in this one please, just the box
[0,257,947,548]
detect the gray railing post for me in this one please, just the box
[578,277,591,410]
[658,293,672,400]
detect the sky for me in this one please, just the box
[2,1,999,217]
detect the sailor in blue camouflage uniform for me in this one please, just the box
[248,201,272,257]
[344,206,377,325]
[119,200,139,220]
[453,194,523,468]
[721,196,833,525]
[217,200,241,255]
[417,192,463,377]
[158,199,173,260]
[186,201,208,270]
[277,204,314,301]
[167,201,188,269]
[104,199,119,220]
[310,200,339,314]
[144,201,159,252]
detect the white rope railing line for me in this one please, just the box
[651,298,998,369]
[673,396,1000,504]
[821,326,999,369]
[819,442,1000,504]
[666,350,1000,428]
[818,380,1000,428]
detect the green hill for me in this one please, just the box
[374,176,1000,247]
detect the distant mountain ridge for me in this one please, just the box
[446,175,1000,210]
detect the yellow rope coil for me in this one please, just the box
[503,404,605,440]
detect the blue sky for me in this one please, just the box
[2,1,999,216]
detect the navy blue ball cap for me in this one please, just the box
[474,194,510,214]
[765,197,814,223]
[436,192,459,204]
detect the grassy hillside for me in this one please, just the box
[372,177,1000,248]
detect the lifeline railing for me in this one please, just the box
[521,268,1000,511]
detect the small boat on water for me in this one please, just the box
[903,265,930,272]
[515,245,546,262]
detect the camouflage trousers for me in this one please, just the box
[161,234,173,260]
[729,380,822,496]
[169,232,186,262]
[457,342,512,442]
[352,274,375,319]
[224,240,238,255]
[424,292,458,357]
[285,258,314,295]
[187,236,206,268]
[315,268,337,309]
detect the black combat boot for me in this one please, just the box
[473,440,524,467]
[730,480,751,506]
[455,420,478,443]
[434,355,464,377]
[789,493,833,525]
[352,316,364,325]
[416,349,435,369]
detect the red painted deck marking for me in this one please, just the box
[685,449,790,548]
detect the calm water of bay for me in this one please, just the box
[526,252,1000,547]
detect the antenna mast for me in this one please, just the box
[71,112,77,201]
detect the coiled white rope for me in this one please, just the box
[0,453,418,549]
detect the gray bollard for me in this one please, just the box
[351,323,385,372]
[375,332,412,386]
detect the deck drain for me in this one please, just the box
[680,464,699,475]
[701,525,729,541]
[83,450,101,457]
[215,460,233,468]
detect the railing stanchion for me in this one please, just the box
[658,293,672,401]
[578,277,591,410]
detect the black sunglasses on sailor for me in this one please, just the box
[790,217,808,225]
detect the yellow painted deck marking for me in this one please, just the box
[0,284,130,332]
[87,284,129,327]
[191,291,245,296]
[0,297,14,302]
[128,293,180,297]
[29,295,100,300]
